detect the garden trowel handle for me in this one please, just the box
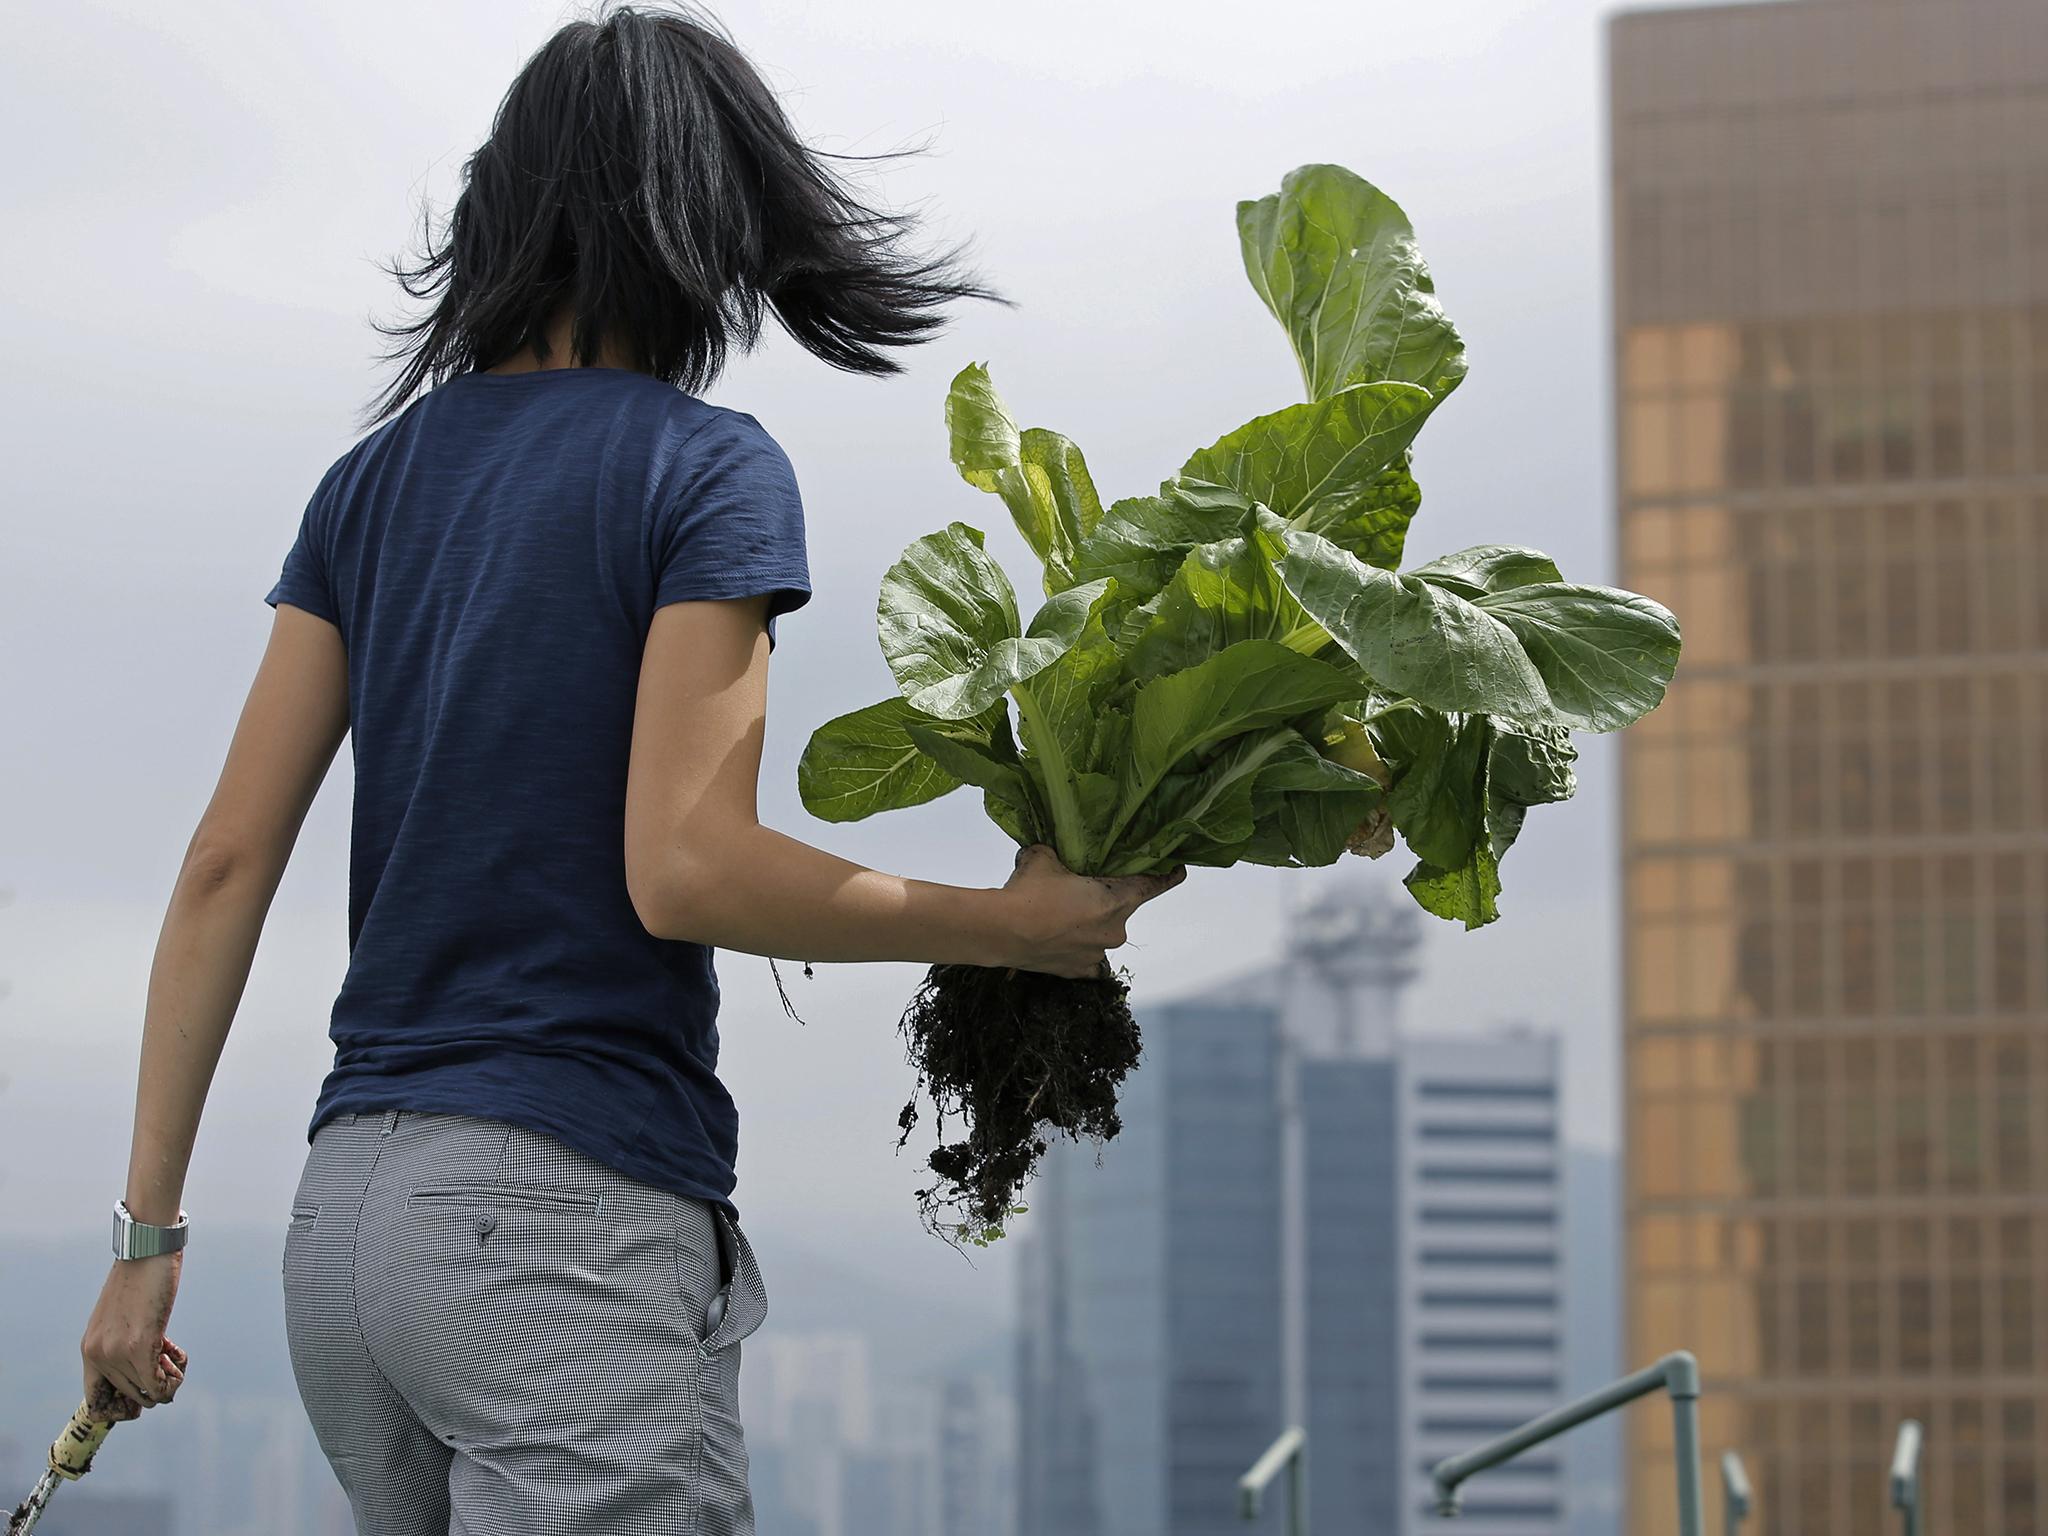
[49,1399,115,1480]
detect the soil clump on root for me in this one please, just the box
[896,962,1140,1245]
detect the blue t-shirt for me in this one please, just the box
[265,366,811,1221]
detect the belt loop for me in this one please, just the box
[381,1108,401,1135]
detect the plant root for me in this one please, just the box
[769,958,815,1024]
[897,962,1140,1246]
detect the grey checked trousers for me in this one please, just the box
[281,1108,767,1535]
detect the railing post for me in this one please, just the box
[1667,1352,1703,1536]
[1429,1350,1704,1534]
[1239,1424,1308,1536]
[1720,1451,1753,1536]
[1890,1419,1923,1536]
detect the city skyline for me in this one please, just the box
[1016,887,1603,1536]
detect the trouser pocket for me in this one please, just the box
[699,1205,767,1356]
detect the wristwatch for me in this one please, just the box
[112,1199,190,1260]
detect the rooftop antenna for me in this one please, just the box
[1285,880,1422,1055]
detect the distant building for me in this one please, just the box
[749,1442,820,1536]
[1016,887,1566,1536]
[1016,975,1285,1536]
[1396,1034,1565,1533]
[1611,1,2048,1532]
[840,1446,927,1536]
[933,1374,1015,1536]
[743,1332,1012,1536]
[31,1492,176,1536]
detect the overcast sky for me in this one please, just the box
[2,0,1638,1311]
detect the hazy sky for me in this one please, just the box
[2,0,1638,1309]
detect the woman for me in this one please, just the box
[76,6,1182,1532]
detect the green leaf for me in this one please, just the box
[1073,479,1255,605]
[877,523,1106,720]
[1248,733,1387,868]
[1411,545,1564,598]
[903,717,1045,843]
[1253,730,1388,800]
[1405,840,1502,929]
[1071,771,1123,865]
[1473,583,1682,733]
[1302,456,1421,571]
[1237,163,1468,403]
[1277,527,1553,720]
[1121,517,1323,681]
[1017,580,1125,771]
[1385,712,1567,930]
[1007,582,1126,870]
[1108,640,1363,861]
[1022,428,1106,543]
[1377,706,1489,871]
[983,786,1034,847]
[945,364,1102,592]
[798,697,965,823]
[1108,726,1316,871]
[1486,799,1529,863]
[1404,754,1532,931]
[1180,381,1435,542]
[1090,706,1132,776]
[1488,719,1578,806]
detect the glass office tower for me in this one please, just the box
[1611,1,2048,1532]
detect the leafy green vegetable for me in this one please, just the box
[876,523,1107,719]
[1277,524,1553,720]
[945,363,1104,593]
[1411,544,1564,596]
[1178,380,1435,542]
[1119,511,1321,680]
[1074,478,1256,602]
[1472,583,1682,732]
[800,162,1681,933]
[797,698,966,824]
[1237,162,1468,403]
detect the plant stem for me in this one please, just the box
[1099,726,1299,873]
[1009,681,1090,872]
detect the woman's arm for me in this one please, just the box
[81,601,350,1414]
[623,597,1181,979]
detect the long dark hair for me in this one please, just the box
[358,1,1007,429]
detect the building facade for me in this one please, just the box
[1397,1035,1566,1535]
[1611,1,2048,1532]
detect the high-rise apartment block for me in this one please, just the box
[1611,1,2048,1531]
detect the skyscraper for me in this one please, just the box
[1611,2,2048,1532]
[1016,890,1566,1536]
[1397,1035,1566,1533]
[1014,971,1286,1536]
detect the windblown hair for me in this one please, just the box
[359,1,1007,429]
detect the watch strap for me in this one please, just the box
[112,1199,189,1260]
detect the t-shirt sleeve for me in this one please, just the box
[264,467,341,625]
[654,411,812,642]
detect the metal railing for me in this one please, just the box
[1721,1450,1752,1535]
[1238,1424,1307,1536]
[1429,1350,1704,1536]
[1890,1419,1924,1536]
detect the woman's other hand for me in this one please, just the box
[993,844,1186,979]
[81,1253,187,1419]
